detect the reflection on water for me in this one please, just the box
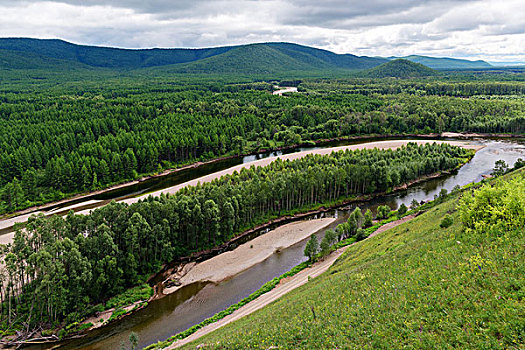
[28,138,525,350]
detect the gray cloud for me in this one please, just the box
[0,0,523,62]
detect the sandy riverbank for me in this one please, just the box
[163,218,336,295]
[442,132,525,139]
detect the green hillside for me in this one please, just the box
[0,38,231,69]
[180,170,525,349]
[400,55,492,70]
[152,44,318,74]
[149,43,386,74]
[265,43,386,70]
[366,59,437,78]
[0,38,386,73]
[0,49,94,70]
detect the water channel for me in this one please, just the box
[25,137,525,349]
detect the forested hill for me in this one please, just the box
[395,55,492,70]
[152,43,387,74]
[0,38,386,72]
[0,38,232,69]
[0,49,96,70]
[365,59,438,78]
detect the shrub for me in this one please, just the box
[376,205,391,219]
[304,234,319,261]
[108,308,128,323]
[491,159,509,177]
[459,176,525,234]
[364,209,373,227]
[355,228,366,241]
[320,229,337,256]
[397,203,408,215]
[352,207,364,227]
[440,215,453,228]
[514,158,525,170]
[105,284,153,310]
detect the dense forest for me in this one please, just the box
[0,77,524,214]
[0,143,471,331]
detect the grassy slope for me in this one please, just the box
[182,171,524,349]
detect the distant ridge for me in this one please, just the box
[150,43,388,74]
[365,59,437,78]
[0,38,497,74]
[0,38,232,69]
[391,55,492,70]
[0,38,387,73]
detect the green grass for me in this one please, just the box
[107,308,128,323]
[179,170,525,349]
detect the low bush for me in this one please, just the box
[105,284,153,310]
[440,214,453,228]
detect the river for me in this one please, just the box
[272,86,298,95]
[22,137,525,350]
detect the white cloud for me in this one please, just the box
[0,0,523,62]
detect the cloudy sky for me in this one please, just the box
[0,0,524,62]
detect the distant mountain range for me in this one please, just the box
[389,55,492,69]
[489,61,525,67]
[0,38,499,74]
[0,38,385,73]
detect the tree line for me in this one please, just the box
[0,143,471,331]
[1,78,523,214]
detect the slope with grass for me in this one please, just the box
[366,58,438,78]
[179,169,525,349]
